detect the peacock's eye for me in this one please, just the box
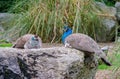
[63,26,69,32]
[64,26,68,30]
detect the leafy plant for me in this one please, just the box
[0,43,12,47]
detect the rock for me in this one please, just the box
[102,18,116,42]
[115,2,120,11]
[0,25,4,32]
[115,2,120,24]
[0,13,15,29]
[95,2,116,42]
[95,2,106,9]
[101,46,109,56]
[0,48,23,79]
[95,2,116,16]
[102,19,116,31]
[0,47,98,79]
[101,46,109,51]
[115,13,120,24]
[96,19,116,42]
[0,13,20,42]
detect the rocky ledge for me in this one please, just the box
[0,47,97,79]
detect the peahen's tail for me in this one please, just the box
[97,50,112,66]
[101,57,112,66]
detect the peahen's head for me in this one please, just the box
[62,25,72,44]
[31,35,39,41]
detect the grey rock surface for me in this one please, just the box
[115,2,120,11]
[0,13,17,42]
[102,19,116,31]
[95,2,116,42]
[115,2,120,24]
[0,48,23,79]
[0,25,4,32]
[96,2,116,16]
[0,13,14,29]
[0,47,98,79]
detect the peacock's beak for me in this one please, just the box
[63,28,67,32]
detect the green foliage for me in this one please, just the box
[0,0,27,12]
[0,0,16,12]
[98,43,120,72]
[0,39,12,47]
[0,1,11,12]
[8,0,31,13]
[0,43,12,47]
[3,0,110,43]
[95,0,115,6]
[98,64,109,69]
[110,43,120,68]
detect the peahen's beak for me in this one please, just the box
[34,38,38,41]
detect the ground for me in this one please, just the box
[95,70,114,79]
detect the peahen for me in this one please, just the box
[12,34,42,49]
[62,26,111,66]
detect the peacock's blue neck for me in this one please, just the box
[62,28,72,44]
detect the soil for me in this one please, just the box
[95,70,115,79]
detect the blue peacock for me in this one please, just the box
[62,25,72,44]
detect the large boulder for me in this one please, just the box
[0,13,12,42]
[95,2,117,42]
[115,2,120,24]
[0,13,20,42]
[0,48,23,79]
[0,47,98,79]
[95,2,116,16]
[0,13,15,30]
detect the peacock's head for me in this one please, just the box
[62,25,72,44]
[63,25,71,32]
